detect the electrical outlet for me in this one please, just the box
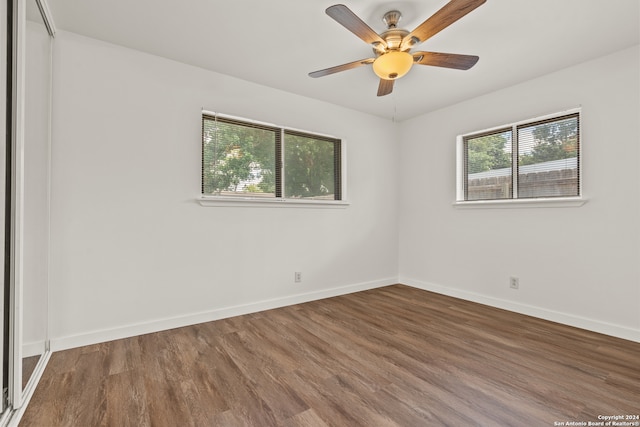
[294,272,302,283]
[509,276,519,289]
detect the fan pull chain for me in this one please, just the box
[392,96,398,123]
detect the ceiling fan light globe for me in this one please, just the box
[372,51,413,80]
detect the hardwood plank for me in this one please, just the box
[20,285,640,426]
[104,370,150,427]
[281,409,330,427]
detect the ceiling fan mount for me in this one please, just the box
[309,0,486,97]
[382,10,402,28]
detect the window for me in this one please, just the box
[283,130,341,200]
[202,113,342,203]
[464,128,513,201]
[458,110,581,204]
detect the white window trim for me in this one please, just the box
[455,107,586,208]
[199,110,348,208]
[198,196,349,208]
[453,197,587,209]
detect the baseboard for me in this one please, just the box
[50,277,397,352]
[400,277,640,343]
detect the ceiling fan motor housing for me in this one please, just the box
[376,10,410,54]
[377,29,410,54]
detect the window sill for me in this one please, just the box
[453,197,587,209]
[198,196,350,208]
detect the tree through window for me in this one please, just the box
[202,114,342,200]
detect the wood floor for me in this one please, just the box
[20,285,640,426]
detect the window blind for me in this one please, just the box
[202,114,279,197]
[463,128,513,201]
[516,113,579,198]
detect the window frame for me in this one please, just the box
[463,126,514,201]
[199,111,348,208]
[455,108,586,209]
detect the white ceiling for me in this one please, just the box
[45,0,639,121]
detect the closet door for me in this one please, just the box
[0,0,8,414]
[1,0,55,418]
[20,0,52,395]
[9,0,54,411]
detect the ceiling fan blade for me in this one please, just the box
[402,0,486,48]
[326,4,387,47]
[377,79,394,97]
[413,51,479,70]
[309,58,375,78]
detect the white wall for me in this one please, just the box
[49,31,400,349]
[49,29,639,348]
[398,46,640,341]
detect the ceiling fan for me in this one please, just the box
[309,0,486,96]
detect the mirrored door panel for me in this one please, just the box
[21,0,52,392]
